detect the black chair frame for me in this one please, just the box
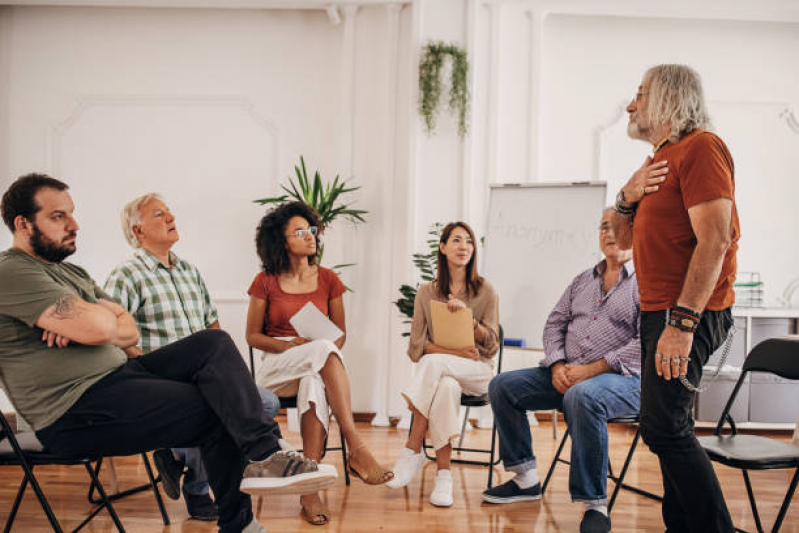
[415,326,504,489]
[248,347,350,485]
[0,410,126,533]
[542,414,662,511]
[698,336,799,533]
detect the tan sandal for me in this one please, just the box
[347,446,394,485]
[301,497,330,526]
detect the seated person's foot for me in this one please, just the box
[182,486,219,521]
[481,478,541,504]
[240,442,338,495]
[580,510,611,533]
[152,449,184,500]
[386,447,426,489]
[347,445,394,485]
[241,518,266,533]
[300,493,331,526]
[429,469,453,507]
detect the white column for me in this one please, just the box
[459,0,477,221]
[484,1,502,187]
[525,8,545,183]
[339,5,359,178]
[373,2,405,427]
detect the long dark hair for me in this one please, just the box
[436,221,483,299]
[255,201,322,275]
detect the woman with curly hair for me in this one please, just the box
[386,221,499,508]
[245,201,393,525]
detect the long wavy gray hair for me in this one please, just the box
[644,64,711,142]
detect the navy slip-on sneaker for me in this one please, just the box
[482,479,542,504]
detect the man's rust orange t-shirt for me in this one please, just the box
[632,129,740,312]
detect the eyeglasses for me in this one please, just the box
[289,226,318,238]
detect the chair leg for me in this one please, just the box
[339,425,350,486]
[140,453,170,525]
[742,469,765,533]
[457,407,471,451]
[83,462,126,533]
[771,468,798,533]
[487,422,499,489]
[542,428,570,494]
[4,473,28,533]
[13,462,64,533]
[608,425,640,511]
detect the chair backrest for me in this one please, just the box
[713,335,799,435]
[742,336,799,380]
[497,325,505,374]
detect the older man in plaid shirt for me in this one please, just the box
[482,208,641,533]
[105,193,280,521]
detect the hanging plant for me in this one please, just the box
[418,41,470,138]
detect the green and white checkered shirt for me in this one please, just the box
[104,249,218,354]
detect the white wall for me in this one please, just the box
[2,0,798,419]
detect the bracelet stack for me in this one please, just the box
[667,306,701,333]
[614,190,637,217]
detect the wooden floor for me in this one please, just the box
[2,421,797,532]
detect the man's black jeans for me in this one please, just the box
[639,309,734,533]
[37,329,281,533]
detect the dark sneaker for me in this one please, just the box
[240,449,338,496]
[183,486,219,521]
[152,449,184,500]
[580,510,611,533]
[482,479,542,504]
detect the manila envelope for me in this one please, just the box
[430,300,475,349]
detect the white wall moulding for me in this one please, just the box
[479,0,799,24]
[48,93,281,303]
[0,0,411,9]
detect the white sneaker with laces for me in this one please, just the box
[386,447,426,489]
[430,470,453,507]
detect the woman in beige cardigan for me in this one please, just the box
[387,221,500,507]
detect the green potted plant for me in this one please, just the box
[394,223,443,336]
[253,156,367,273]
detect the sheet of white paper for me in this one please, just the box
[289,302,343,342]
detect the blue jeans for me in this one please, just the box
[175,386,281,496]
[489,367,640,503]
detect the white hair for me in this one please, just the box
[644,64,711,142]
[121,193,163,248]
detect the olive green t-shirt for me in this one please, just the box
[0,249,127,431]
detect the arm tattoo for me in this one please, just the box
[51,294,81,320]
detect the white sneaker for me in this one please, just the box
[430,470,453,507]
[386,447,426,489]
[240,449,338,496]
[242,518,267,533]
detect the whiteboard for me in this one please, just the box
[482,182,607,348]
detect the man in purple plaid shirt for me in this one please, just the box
[483,208,641,533]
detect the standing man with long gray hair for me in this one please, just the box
[611,64,739,532]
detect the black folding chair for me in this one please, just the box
[248,347,350,485]
[0,409,127,532]
[415,325,504,489]
[698,336,799,533]
[541,413,661,511]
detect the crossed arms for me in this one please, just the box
[35,294,140,349]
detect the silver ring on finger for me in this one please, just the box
[641,187,646,197]
[670,359,680,366]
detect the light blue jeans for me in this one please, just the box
[488,367,640,503]
[175,386,281,496]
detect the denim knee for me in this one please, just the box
[562,382,605,420]
[258,386,281,420]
